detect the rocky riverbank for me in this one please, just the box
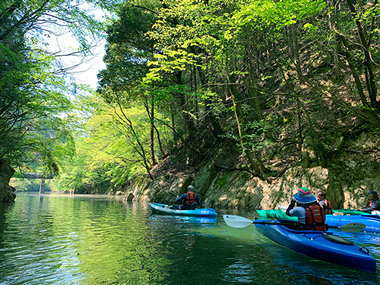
[121,133,380,210]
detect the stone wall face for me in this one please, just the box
[123,163,374,210]
[0,158,16,203]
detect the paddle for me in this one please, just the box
[162,189,177,198]
[223,215,367,232]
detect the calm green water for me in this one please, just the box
[0,194,379,284]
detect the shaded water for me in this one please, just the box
[0,194,379,284]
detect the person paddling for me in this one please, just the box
[286,187,328,231]
[359,191,380,213]
[176,185,201,210]
[316,190,333,214]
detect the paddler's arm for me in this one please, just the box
[286,199,296,216]
[360,200,380,212]
[360,207,373,213]
[195,196,201,207]
[176,193,186,202]
[359,200,371,211]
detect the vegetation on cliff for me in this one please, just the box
[2,0,380,195]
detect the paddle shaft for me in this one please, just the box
[251,221,363,230]
[223,215,366,232]
[163,190,177,198]
[252,221,298,226]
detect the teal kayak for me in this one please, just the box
[257,209,371,219]
[150,213,217,224]
[278,205,370,216]
[257,209,380,233]
[254,219,376,273]
[150,203,218,217]
[257,209,298,221]
[333,209,371,215]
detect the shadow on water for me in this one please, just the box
[146,209,379,284]
[0,202,15,245]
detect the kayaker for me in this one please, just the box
[285,187,328,231]
[176,185,201,210]
[316,190,333,214]
[359,191,380,213]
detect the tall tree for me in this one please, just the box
[0,0,122,173]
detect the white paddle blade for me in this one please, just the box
[223,215,253,228]
[278,205,287,211]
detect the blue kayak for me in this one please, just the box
[254,219,376,273]
[327,214,380,233]
[257,210,380,233]
[149,203,218,217]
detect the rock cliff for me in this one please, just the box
[123,133,379,210]
[123,163,376,210]
[0,159,16,202]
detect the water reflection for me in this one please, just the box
[149,214,218,225]
[0,194,380,285]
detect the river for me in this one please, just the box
[0,193,379,284]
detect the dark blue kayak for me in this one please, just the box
[332,209,371,215]
[257,209,380,233]
[149,203,218,217]
[327,214,380,233]
[254,219,376,273]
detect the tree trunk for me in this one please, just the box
[39,178,45,194]
[346,0,378,107]
[229,74,267,180]
[149,93,157,166]
[175,70,196,134]
[244,47,263,120]
[327,0,342,79]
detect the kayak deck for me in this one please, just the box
[150,203,218,217]
[254,219,376,273]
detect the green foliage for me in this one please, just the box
[52,91,173,192]
[10,178,47,192]
[98,2,158,94]
[0,0,124,176]
[0,39,74,173]
[9,0,380,191]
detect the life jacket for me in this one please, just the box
[369,198,380,208]
[184,191,197,206]
[323,200,332,214]
[303,204,327,231]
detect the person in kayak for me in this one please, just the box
[316,190,333,214]
[286,187,328,231]
[359,191,380,213]
[176,185,201,210]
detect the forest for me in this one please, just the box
[1,0,380,195]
